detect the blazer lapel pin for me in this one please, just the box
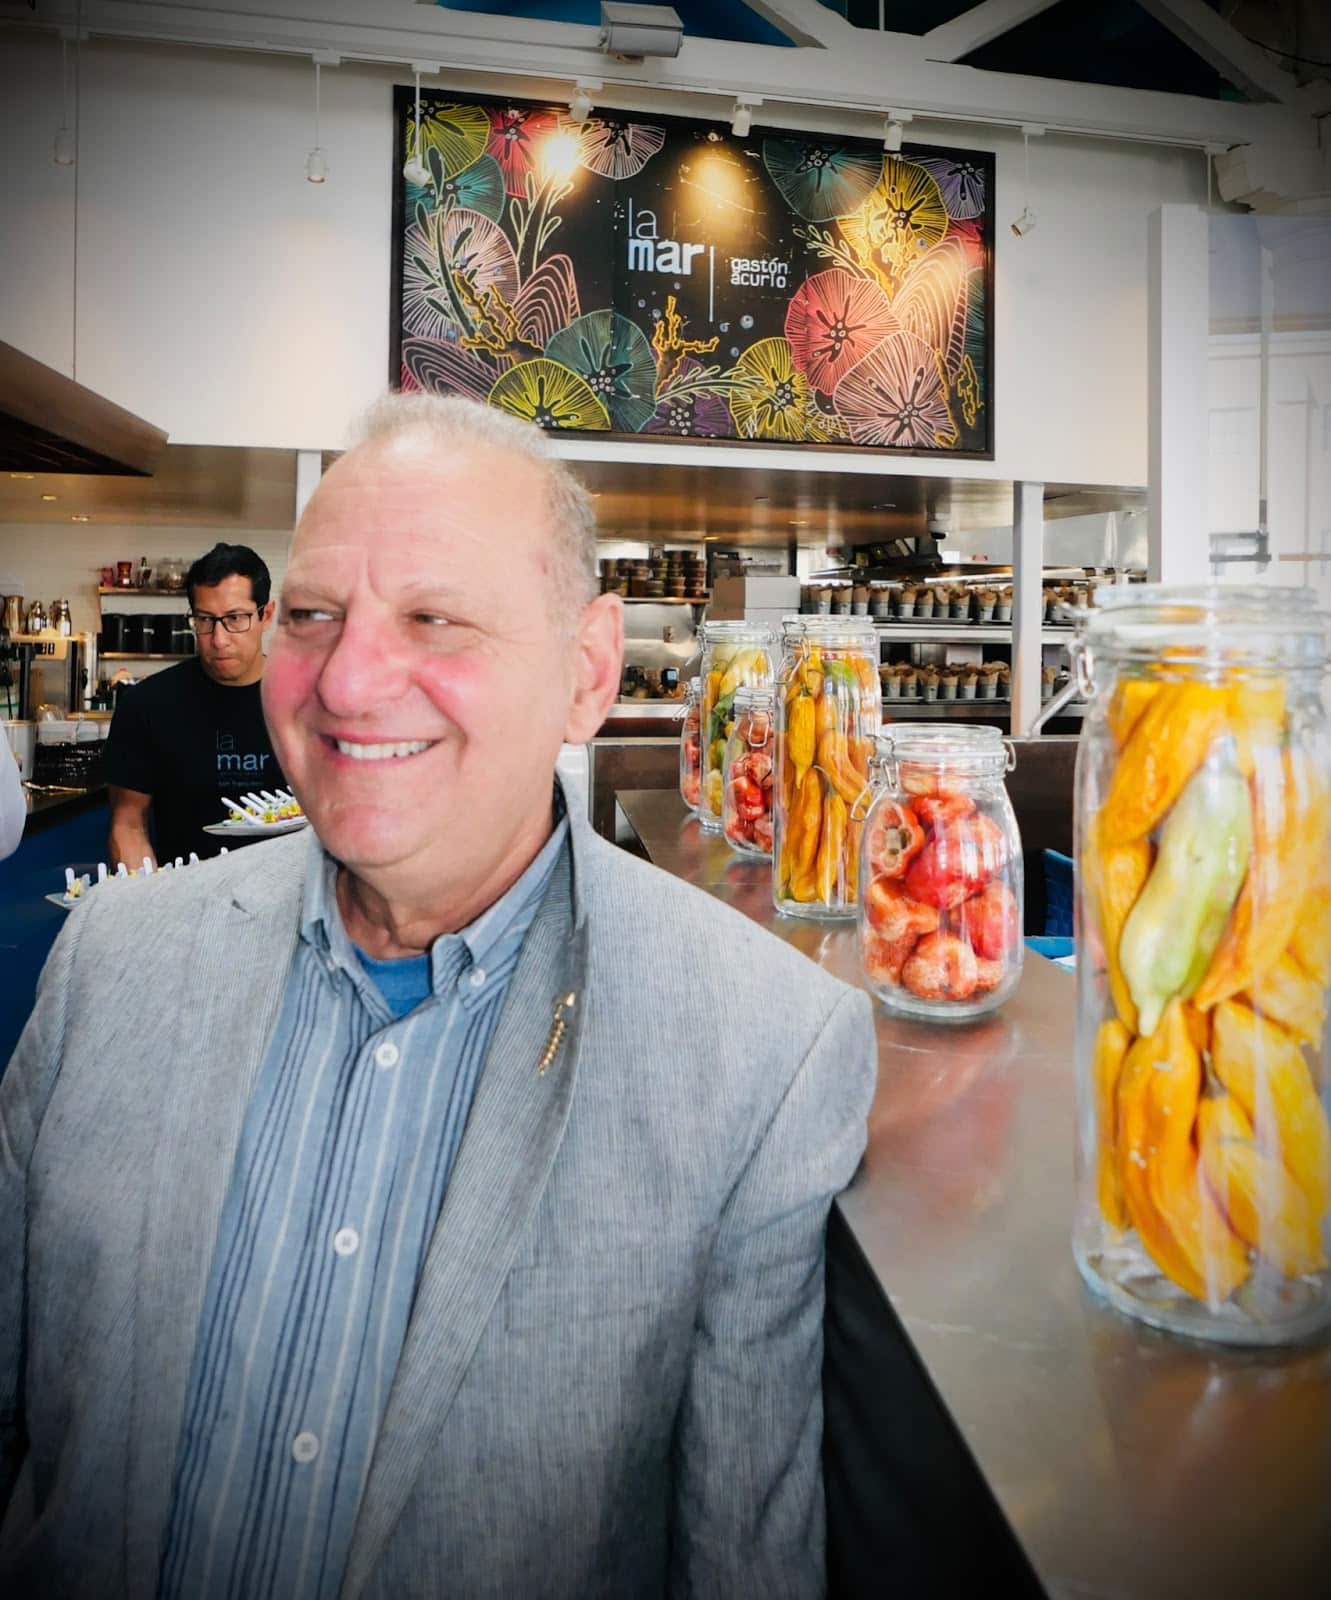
[537,991,577,1077]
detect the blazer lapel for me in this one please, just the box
[124,854,304,1595]
[341,849,590,1599]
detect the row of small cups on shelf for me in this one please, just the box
[881,663,1010,700]
[62,850,220,901]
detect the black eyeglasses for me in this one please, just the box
[189,609,259,635]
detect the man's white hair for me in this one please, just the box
[351,392,599,613]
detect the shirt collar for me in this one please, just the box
[300,791,569,1000]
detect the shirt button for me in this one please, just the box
[332,1227,360,1258]
[461,967,486,994]
[292,1431,320,1465]
[374,1041,399,1069]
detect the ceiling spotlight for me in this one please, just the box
[883,109,913,154]
[403,65,438,187]
[729,95,760,139]
[568,80,598,125]
[53,30,77,167]
[306,55,337,185]
[1009,123,1044,239]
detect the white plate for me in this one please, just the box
[202,815,308,839]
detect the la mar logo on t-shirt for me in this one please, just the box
[216,730,274,778]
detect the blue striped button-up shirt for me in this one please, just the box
[160,815,569,1600]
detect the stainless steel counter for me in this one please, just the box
[618,788,1331,1600]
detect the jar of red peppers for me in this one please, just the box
[698,622,775,834]
[774,619,881,920]
[1073,586,1331,1345]
[722,687,775,857]
[858,725,1023,1020]
[679,676,702,812]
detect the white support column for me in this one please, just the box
[1012,480,1044,737]
[1148,204,1211,585]
[295,449,323,525]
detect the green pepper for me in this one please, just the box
[1119,738,1252,1038]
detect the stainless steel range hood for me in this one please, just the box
[0,341,168,476]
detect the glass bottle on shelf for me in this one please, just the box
[678,676,702,813]
[859,724,1023,1021]
[773,618,880,920]
[697,622,775,834]
[1071,585,1331,1346]
[722,687,775,858]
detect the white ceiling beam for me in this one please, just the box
[922,0,1063,64]
[0,0,1314,152]
[1133,0,1300,106]
[736,0,846,50]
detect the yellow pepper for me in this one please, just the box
[1082,821,1152,1034]
[788,693,816,789]
[1093,1018,1131,1230]
[1098,681,1231,845]
[1116,1000,1250,1305]
[1194,747,1330,1010]
[816,792,848,905]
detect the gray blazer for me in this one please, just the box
[0,798,876,1598]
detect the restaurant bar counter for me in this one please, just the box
[617,788,1331,1600]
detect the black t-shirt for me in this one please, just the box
[104,659,287,862]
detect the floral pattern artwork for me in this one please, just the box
[729,338,832,443]
[487,106,562,197]
[916,155,986,222]
[546,311,658,434]
[834,331,959,450]
[575,117,667,181]
[784,269,899,395]
[488,358,610,432]
[644,358,733,438]
[415,101,490,182]
[762,138,882,222]
[893,239,971,380]
[394,91,992,454]
[401,206,520,344]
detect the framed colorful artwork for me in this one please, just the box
[390,90,994,457]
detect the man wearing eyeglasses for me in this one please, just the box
[104,542,287,866]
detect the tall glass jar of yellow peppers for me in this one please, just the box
[774,619,881,919]
[698,622,775,834]
[1073,587,1331,1345]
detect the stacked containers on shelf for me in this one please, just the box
[678,676,702,812]
[722,687,775,857]
[773,618,880,919]
[697,622,775,834]
[858,725,1023,1021]
[1071,585,1331,1346]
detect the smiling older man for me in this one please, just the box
[0,395,877,1600]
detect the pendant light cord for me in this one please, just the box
[72,1,82,382]
[1023,127,1031,213]
[314,60,321,151]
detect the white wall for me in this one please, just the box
[0,32,1207,483]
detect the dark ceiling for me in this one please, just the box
[838,1,1256,100]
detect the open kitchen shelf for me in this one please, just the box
[101,652,189,661]
[874,622,1076,645]
[97,587,189,598]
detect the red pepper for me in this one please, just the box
[904,812,1008,911]
[864,799,926,880]
[862,878,940,983]
[914,790,976,829]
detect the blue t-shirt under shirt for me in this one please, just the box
[354,948,432,1019]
